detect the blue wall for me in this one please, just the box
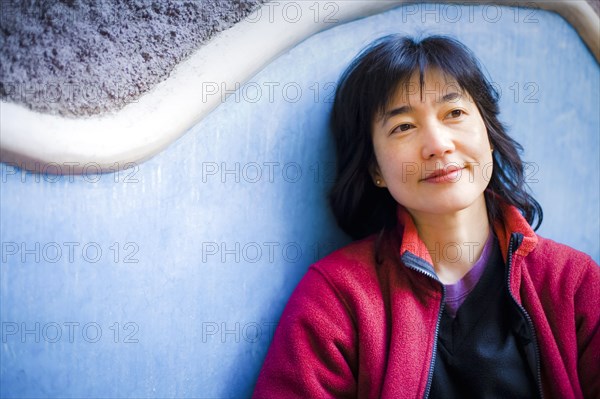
[1,4,598,398]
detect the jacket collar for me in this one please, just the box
[395,202,538,265]
[492,202,538,260]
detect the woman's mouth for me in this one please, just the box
[421,165,465,183]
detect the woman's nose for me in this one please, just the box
[421,121,455,159]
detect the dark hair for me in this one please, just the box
[329,34,543,239]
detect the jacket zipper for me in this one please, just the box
[505,233,544,399]
[423,284,444,399]
[400,254,444,399]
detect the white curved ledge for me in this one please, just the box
[1,0,598,173]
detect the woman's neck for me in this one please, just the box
[409,198,491,284]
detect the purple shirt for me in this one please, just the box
[444,231,496,318]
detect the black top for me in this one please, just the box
[429,236,538,398]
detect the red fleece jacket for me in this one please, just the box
[253,204,600,398]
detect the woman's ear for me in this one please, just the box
[369,162,387,188]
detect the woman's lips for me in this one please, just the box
[421,166,465,183]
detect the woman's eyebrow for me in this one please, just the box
[380,92,463,126]
[438,91,462,103]
[381,104,412,125]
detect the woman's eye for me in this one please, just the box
[448,109,464,118]
[392,123,413,133]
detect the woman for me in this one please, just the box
[253,35,599,398]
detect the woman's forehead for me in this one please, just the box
[391,69,465,101]
[373,69,475,125]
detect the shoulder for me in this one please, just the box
[312,235,378,272]
[309,236,377,285]
[532,235,597,264]
[276,235,386,334]
[528,235,598,270]
[301,232,399,308]
[521,234,599,291]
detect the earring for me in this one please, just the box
[375,179,381,186]
[490,148,494,153]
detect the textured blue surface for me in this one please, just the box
[1,4,598,398]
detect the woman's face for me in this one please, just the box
[370,68,493,219]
